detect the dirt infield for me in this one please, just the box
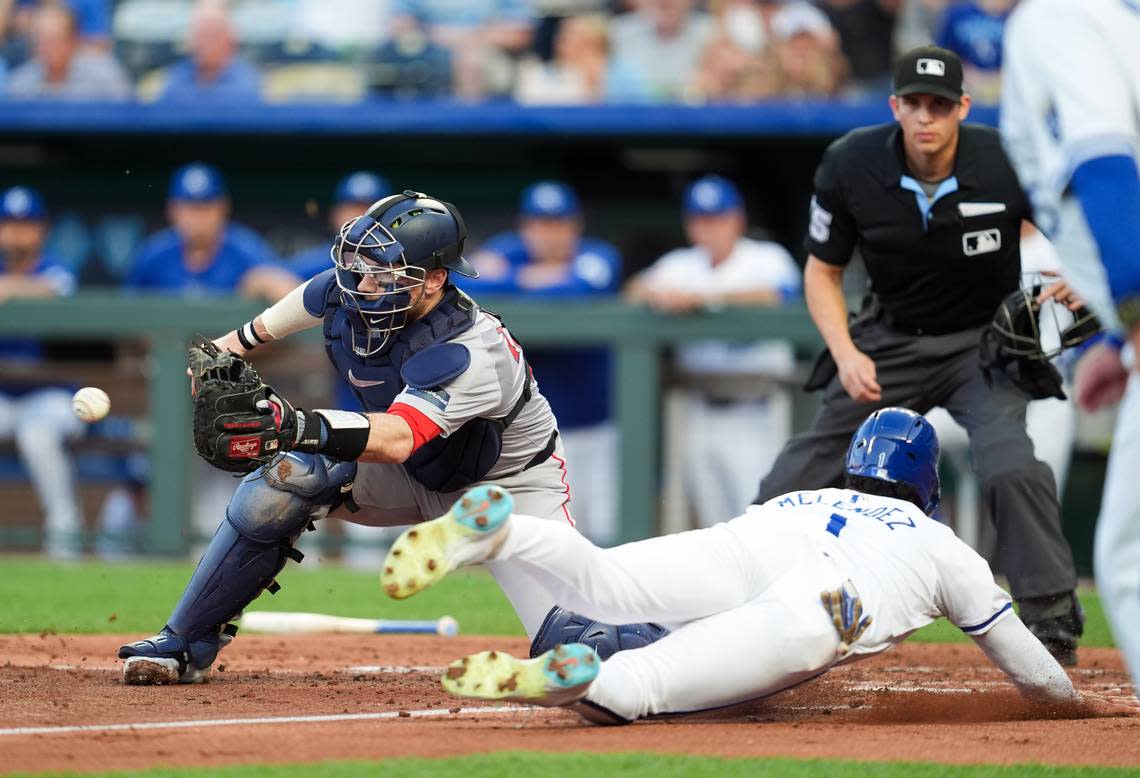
[2,633,1138,774]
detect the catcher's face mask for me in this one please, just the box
[332,214,428,357]
[993,282,1102,361]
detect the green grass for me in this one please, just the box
[0,557,523,636]
[15,753,1140,778]
[0,557,1115,647]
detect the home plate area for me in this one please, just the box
[1,634,1138,773]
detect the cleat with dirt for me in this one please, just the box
[441,643,599,707]
[381,484,514,599]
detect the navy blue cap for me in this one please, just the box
[334,171,390,204]
[683,175,743,216]
[0,186,47,221]
[519,181,581,219]
[169,162,227,202]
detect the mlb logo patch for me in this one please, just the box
[963,229,1002,256]
[917,58,946,76]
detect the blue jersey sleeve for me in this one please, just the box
[1070,155,1140,316]
[303,268,337,316]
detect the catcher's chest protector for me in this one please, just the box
[316,278,528,491]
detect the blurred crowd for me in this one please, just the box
[1,163,804,557]
[0,0,1016,105]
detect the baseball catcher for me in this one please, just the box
[118,191,665,685]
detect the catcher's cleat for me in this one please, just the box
[441,644,599,707]
[382,484,513,599]
[118,626,233,685]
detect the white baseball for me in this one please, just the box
[72,387,111,422]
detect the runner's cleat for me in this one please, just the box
[441,643,600,707]
[382,484,514,599]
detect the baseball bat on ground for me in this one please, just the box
[240,611,459,636]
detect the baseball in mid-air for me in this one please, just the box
[72,387,111,422]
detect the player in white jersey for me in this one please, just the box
[1002,0,1140,690]
[383,407,1140,722]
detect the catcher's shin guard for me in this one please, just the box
[119,453,355,681]
[529,606,670,661]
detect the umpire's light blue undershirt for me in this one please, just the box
[900,175,960,231]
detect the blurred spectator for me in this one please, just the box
[692,0,781,102]
[818,0,900,95]
[1,0,111,61]
[770,2,848,97]
[127,162,299,301]
[514,13,642,104]
[625,175,801,527]
[292,171,391,279]
[464,181,622,544]
[155,0,261,103]
[390,0,534,99]
[935,0,1015,104]
[6,3,129,100]
[611,0,714,102]
[0,186,85,558]
[894,0,949,55]
[94,451,148,560]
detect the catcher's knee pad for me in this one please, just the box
[229,452,357,541]
[529,606,670,661]
[164,454,356,645]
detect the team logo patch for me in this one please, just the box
[228,435,262,458]
[963,229,1002,256]
[917,58,945,76]
[406,386,451,411]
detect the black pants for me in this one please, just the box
[756,313,1077,601]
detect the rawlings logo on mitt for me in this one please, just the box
[188,336,303,473]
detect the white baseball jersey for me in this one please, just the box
[1001,0,1140,330]
[1003,0,1140,692]
[753,488,1013,655]
[639,236,802,375]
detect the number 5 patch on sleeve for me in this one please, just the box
[809,196,833,243]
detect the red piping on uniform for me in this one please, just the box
[550,451,575,527]
[387,403,442,452]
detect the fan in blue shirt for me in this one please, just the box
[290,171,391,412]
[127,163,298,301]
[291,171,391,279]
[155,1,261,103]
[461,181,621,542]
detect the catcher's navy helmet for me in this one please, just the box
[331,190,477,356]
[845,407,940,515]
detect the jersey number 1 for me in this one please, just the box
[826,513,848,538]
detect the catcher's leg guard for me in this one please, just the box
[119,453,356,684]
[529,606,670,661]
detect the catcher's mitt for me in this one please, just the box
[189,336,304,472]
[979,285,1101,400]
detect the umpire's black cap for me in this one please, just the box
[893,45,965,101]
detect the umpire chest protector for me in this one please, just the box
[304,271,531,491]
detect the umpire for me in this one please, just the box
[755,46,1084,664]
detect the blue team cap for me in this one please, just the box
[333,171,390,204]
[0,186,47,221]
[683,175,744,216]
[519,181,581,219]
[168,162,227,202]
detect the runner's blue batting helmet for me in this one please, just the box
[845,407,940,515]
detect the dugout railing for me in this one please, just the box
[0,294,823,554]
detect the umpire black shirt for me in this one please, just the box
[805,123,1032,335]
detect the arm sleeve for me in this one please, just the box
[803,149,858,266]
[1070,154,1140,308]
[259,278,322,340]
[971,616,1078,704]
